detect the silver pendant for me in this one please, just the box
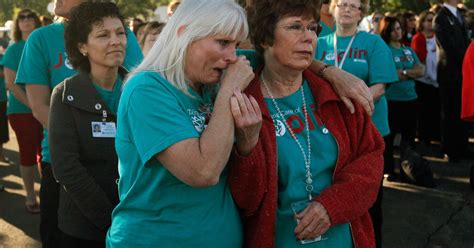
[322,127,329,134]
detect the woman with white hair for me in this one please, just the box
[106,0,256,246]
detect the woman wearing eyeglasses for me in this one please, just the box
[314,0,398,246]
[369,11,384,35]
[228,0,384,247]
[2,9,42,214]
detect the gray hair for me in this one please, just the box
[129,0,249,95]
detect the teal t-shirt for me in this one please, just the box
[264,81,352,247]
[93,78,123,114]
[0,55,7,102]
[315,31,398,137]
[15,22,143,163]
[106,71,242,247]
[385,46,420,101]
[3,40,32,114]
[319,22,336,38]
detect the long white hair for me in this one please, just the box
[129,0,249,95]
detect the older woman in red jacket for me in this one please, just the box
[228,0,384,247]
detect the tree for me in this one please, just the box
[0,0,52,25]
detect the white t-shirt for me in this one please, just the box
[418,36,439,87]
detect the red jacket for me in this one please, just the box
[411,32,428,63]
[462,41,474,122]
[229,69,384,248]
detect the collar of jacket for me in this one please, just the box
[60,66,128,115]
[246,66,341,121]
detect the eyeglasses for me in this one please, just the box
[18,13,36,21]
[280,23,323,36]
[373,17,381,22]
[336,2,361,11]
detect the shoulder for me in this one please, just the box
[3,42,21,59]
[303,69,340,103]
[317,34,332,44]
[357,31,382,43]
[51,81,66,102]
[122,71,174,101]
[29,23,63,41]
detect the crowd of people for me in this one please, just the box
[0,0,473,247]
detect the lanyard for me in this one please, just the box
[333,32,357,69]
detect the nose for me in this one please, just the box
[302,28,316,42]
[224,45,238,64]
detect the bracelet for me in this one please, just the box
[316,64,334,77]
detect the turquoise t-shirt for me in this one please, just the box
[15,22,143,163]
[315,31,398,137]
[0,55,7,102]
[106,71,242,247]
[264,81,353,247]
[3,40,32,114]
[385,46,420,101]
[93,78,123,114]
[319,22,336,38]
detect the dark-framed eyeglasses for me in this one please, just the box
[18,13,36,21]
[281,22,323,36]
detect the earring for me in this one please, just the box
[82,52,87,56]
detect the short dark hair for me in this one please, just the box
[65,2,125,72]
[380,16,402,44]
[249,0,320,58]
[13,9,41,42]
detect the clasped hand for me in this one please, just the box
[294,201,331,241]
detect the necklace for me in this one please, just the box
[261,73,314,201]
[333,31,357,69]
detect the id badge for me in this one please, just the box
[291,199,323,244]
[91,121,116,138]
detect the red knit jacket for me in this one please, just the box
[229,69,384,248]
[411,32,428,63]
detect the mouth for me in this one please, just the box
[295,51,313,57]
[107,50,124,55]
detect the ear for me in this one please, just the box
[177,25,187,37]
[78,43,87,55]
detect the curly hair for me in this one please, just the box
[64,2,125,72]
[249,0,320,58]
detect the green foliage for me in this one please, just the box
[0,0,52,25]
[1,0,473,26]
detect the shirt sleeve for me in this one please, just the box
[123,76,200,164]
[411,34,427,63]
[3,44,19,71]
[410,47,421,65]
[16,30,50,85]
[123,28,144,71]
[368,36,399,85]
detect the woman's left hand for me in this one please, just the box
[231,90,262,156]
[294,201,331,241]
